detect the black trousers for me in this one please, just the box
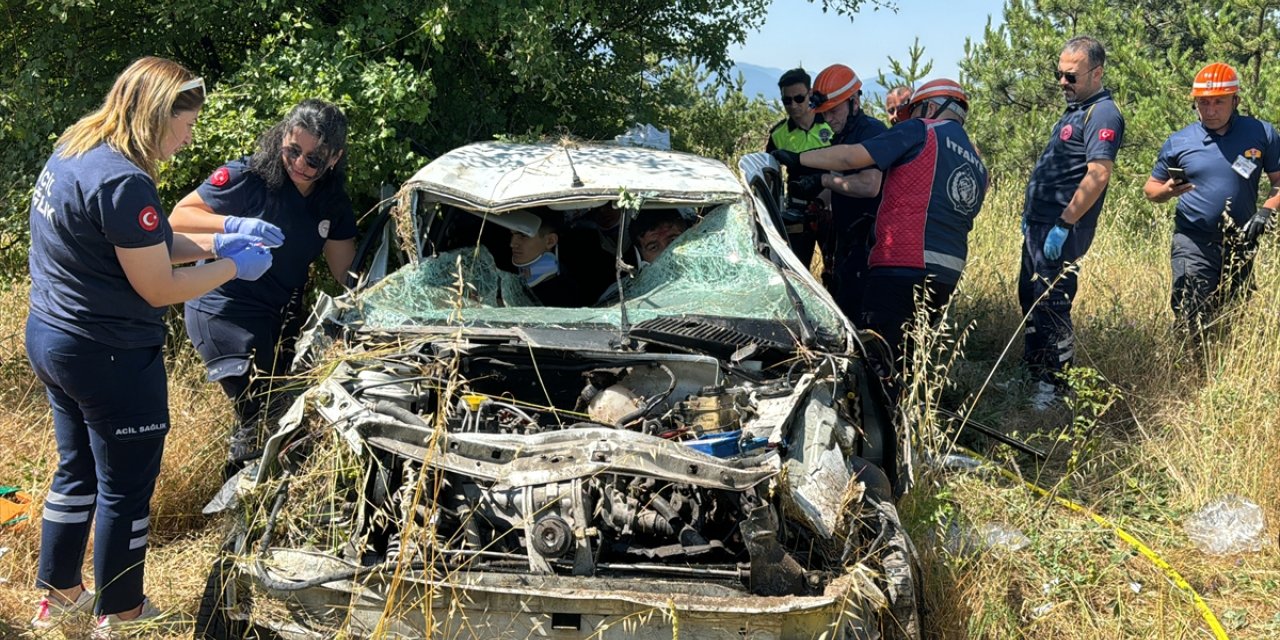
[860,270,957,366]
[184,299,305,461]
[1018,221,1096,385]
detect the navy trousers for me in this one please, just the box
[184,301,303,462]
[830,216,876,321]
[26,314,168,615]
[1170,231,1255,336]
[860,270,957,366]
[1018,221,1096,384]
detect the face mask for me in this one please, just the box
[516,251,559,286]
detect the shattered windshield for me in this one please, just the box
[357,202,841,335]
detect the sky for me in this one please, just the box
[727,0,1007,92]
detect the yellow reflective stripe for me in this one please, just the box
[956,446,1230,640]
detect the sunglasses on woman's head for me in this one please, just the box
[284,145,328,170]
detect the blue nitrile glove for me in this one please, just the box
[770,149,803,171]
[1043,219,1072,261]
[223,216,285,248]
[227,244,273,281]
[211,232,260,259]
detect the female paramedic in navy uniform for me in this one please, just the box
[25,57,273,634]
[170,99,357,474]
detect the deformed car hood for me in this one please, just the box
[402,141,743,212]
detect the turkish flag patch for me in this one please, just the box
[209,166,230,187]
[138,205,160,231]
[1098,129,1116,142]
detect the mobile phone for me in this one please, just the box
[1167,167,1188,184]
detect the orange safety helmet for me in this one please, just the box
[908,78,969,120]
[811,64,862,114]
[1191,63,1240,97]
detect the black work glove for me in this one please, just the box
[770,149,802,171]
[1240,207,1275,245]
[788,173,825,200]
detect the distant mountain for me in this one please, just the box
[731,61,888,103]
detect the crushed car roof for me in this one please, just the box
[403,141,745,212]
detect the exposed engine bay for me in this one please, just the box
[252,326,901,600]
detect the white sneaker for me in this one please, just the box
[90,597,163,639]
[1030,381,1061,411]
[31,586,94,630]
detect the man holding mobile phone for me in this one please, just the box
[1143,62,1280,339]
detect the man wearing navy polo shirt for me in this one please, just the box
[1020,36,1125,410]
[1143,63,1280,340]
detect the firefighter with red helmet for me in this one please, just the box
[773,78,988,367]
[1143,62,1280,338]
[803,63,888,320]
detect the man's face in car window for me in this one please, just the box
[511,229,556,265]
[637,221,686,263]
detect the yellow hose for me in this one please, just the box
[955,446,1229,640]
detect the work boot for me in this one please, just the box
[1029,381,1062,411]
[224,424,263,480]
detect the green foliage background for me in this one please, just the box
[5,0,1280,268]
[4,0,866,269]
[962,0,1280,208]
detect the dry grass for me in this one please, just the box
[0,283,231,639]
[905,184,1280,639]
[0,182,1278,638]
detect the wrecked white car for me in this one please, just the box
[196,141,920,639]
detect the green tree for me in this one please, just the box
[873,37,934,117]
[0,0,883,271]
[963,0,1280,194]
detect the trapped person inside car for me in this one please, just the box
[170,99,357,477]
[633,209,690,266]
[509,208,598,307]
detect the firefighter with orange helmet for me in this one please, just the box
[801,63,887,320]
[772,78,988,365]
[1143,62,1280,338]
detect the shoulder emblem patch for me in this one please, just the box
[210,166,230,187]
[1098,129,1116,142]
[138,205,159,232]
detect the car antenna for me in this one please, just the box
[613,204,635,349]
[564,148,584,188]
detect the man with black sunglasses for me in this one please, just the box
[766,67,834,269]
[1019,35,1125,410]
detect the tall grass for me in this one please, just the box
[904,181,1280,638]
[0,181,1277,638]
